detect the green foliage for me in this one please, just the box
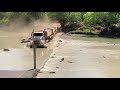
[48,12,81,26]
[83,12,120,27]
[0,12,46,24]
[0,12,120,37]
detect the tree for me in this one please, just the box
[80,12,86,22]
[0,12,46,24]
[48,12,81,26]
[83,12,119,27]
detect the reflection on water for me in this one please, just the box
[62,34,119,44]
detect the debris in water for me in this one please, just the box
[59,40,62,42]
[56,67,59,68]
[67,61,73,63]
[103,56,106,58]
[61,57,64,60]
[49,72,55,74]
[59,58,64,62]
[3,48,10,51]
[51,56,55,58]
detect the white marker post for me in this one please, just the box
[33,28,36,69]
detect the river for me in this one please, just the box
[0,29,120,78]
[0,30,52,70]
[37,34,120,78]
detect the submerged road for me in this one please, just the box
[0,29,119,78]
[0,22,61,78]
[0,30,55,78]
[37,34,120,78]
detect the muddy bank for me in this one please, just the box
[37,34,120,78]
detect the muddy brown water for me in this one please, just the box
[62,34,119,43]
[62,34,120,50]
[59,34,120,78]
[0,30,52,70]
[0,29,120,79]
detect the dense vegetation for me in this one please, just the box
[0,12,46,24]
[0,12,120,37]
[48,12,120,37]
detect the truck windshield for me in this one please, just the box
[34,33,43,36]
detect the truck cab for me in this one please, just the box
[33,32,44,40]
[30,32,45,48]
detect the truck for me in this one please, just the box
[22,22,61,48]
[29,31,46,48]
[28,26,58,48]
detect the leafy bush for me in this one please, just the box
[83,12,119,27]
[48,12,81,26]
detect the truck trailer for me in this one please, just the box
[28,26,59,48]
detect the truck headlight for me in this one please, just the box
[30,41,33,43]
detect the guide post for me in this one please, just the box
[33,29,36,69]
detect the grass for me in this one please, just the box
[69,29,99,35]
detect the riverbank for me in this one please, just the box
[37,34,120,78]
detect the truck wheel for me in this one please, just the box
[30,45,33,48]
